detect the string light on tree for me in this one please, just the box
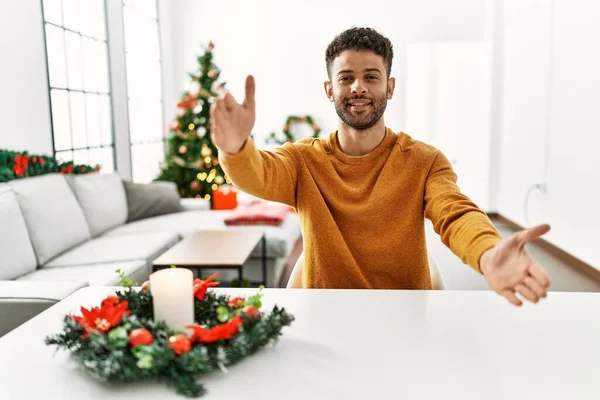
[201,146,212,157]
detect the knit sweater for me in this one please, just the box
[219,128,502,289]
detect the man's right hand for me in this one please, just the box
[210,75,256,154]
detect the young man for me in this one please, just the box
[210,27,551,306]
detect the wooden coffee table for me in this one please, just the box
[152,230,266,286]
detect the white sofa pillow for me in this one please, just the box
[0,185,37,279]
[9,174,91,265]
[71,173,128,237]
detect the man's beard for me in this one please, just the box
[333,91,388,130]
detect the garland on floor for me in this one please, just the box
[0,149,100,183]
[45,271,294,397]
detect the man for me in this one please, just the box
[210,27,551,306]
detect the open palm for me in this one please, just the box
[481,224,552,306]
[210,75,256,154]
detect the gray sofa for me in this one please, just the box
[0,173,301,336]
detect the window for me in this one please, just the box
[42,0,115,171]
[123,0,165,183]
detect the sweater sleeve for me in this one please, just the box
[424,151,502,273]
[218,139,299,207]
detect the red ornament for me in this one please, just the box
[31,156,37,163]
[60,164,74,175]
[168,334,192,355]
[101,295,120,308]
[243,305,260,318]
[179,145,187,155]
[187,315,243,344]
[39,157,45,165]
[190,180,200,191]
[193,273,220,301]
[129,328,154,348]
[227,297,245,308]
[80,166,86,172]
[207,70,217,79]
[71,297,131,339]
[13,154,29,177]
[141,280,150,292]
[177,94,198,110]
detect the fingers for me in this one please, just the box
[515,283,539,303]
[528,262,551,289]
[502,289,522,307]
[524,276,547,299]
[515,224,551,248]
[210,99,226,137]
[223,92,237,111]
[243,75,256,111]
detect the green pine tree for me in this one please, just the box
[156,41,229,202]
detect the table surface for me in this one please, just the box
[152,230,264,267]
[1,287,599,399]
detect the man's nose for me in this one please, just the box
[351,79,367,94]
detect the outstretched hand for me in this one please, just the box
[480,224,552,306]
[210,75,256,154]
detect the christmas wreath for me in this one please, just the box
[267,115,321,145]
[45,271,294,397]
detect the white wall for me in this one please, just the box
[499,0,600,268]
[405,42,492,210]
[165,0,487,144]
[0,0,54,154]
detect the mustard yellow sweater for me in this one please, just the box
[219,128,502,289]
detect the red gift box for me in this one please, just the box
[212,187,238,210]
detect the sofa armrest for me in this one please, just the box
[180,198,211,211]
[0,281,88,337]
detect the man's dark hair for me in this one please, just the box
[325,27,394,79]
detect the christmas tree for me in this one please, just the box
[156,42,229,201]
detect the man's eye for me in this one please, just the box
[368,75,378,80]
[340,76,352,82]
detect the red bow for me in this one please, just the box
[193,272,220,301]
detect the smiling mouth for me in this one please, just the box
[347,101,372,110]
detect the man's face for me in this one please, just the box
[325,50,395,130]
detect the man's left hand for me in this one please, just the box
[480,224,552,306]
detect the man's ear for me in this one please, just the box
[324,81,334,102]
[387,77,396,99]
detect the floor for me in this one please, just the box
[279,218,600,292]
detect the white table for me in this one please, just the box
[1,287,599,399]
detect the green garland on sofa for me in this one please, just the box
[0,150,100,183]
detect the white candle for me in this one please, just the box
[149,268,194,331]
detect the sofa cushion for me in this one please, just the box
[0,280,88,302]
[0,185,38,279]
[123,180,183,222]
[8,174,91,265]
[103,210,301,259]
[43,232,180,268]
[17,260,149,286]
[71,173,128,237]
